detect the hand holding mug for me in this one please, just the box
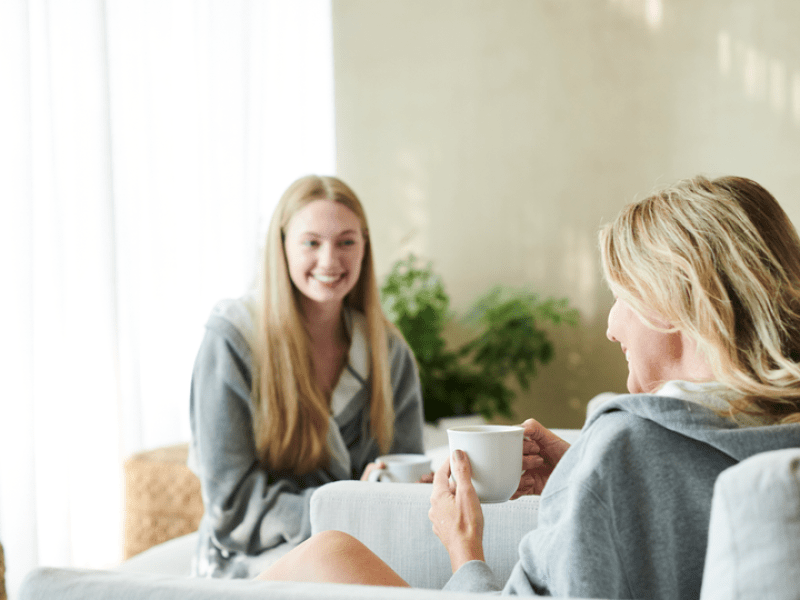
[429,449,485,573]
[360,460,386,482]
[365,454,432,483]
[513,418,571,498]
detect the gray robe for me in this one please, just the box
[444,382,800,599]
[188,295,424,578]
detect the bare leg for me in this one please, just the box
[256,530,410,587]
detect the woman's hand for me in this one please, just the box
[512,418,571,498]
[418,471,434,484]
[360,461,434,483]
[429,450,485,573]
[360,460,385,481]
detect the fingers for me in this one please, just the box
[360,460,386,481]
[520,418,561,446]
[432,455,452,495]
[433,451,477,499]
[449,449,472,487]
[514,469,548,497]
[523,454,545,470]
[511,481,534,500]
[450,450,482,510]
[518,471,537,490]
[429,457,454,529]
[520,417,570,459]
[523,438,541,455]
[520,418,549,443]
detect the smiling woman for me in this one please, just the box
[257,174,800,600]
[283,200,367,314]
[605,297,713,394]
[187,175,426,578]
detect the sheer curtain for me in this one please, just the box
[0,1,335,596]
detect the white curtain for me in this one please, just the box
[0,1,335,596]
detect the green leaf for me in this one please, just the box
[380,255,579,423]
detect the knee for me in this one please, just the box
[300,530,374,570]
[286,530,367,580]
[256,531,360,581]
[307,530,361,556]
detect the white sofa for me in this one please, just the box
[18,444,800,599]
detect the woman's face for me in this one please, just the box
[283,199,366,312]
[606,297,686,394]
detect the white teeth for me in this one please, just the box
[313,273,340,283]
[625,351,630,362]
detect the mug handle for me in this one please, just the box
[368,467,388,482]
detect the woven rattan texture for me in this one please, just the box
[0,539,6,600]
[124,443,203,559]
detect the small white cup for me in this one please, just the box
[447,424,524,503]
[368,454,432,483]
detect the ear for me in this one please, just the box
[677,330,715,381]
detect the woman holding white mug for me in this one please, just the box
[188,175,425,578]
[257,175,800,599]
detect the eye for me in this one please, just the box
[339,239,357,247]
[302,239,320,248]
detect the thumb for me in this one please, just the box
[450,449,473,485]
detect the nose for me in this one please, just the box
[318,242,337,267]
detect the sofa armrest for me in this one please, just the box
[310,480,539,589]
[700,447,800,600]
[19,567,516,600]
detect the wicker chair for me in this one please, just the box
[1,538,7,600]
[123,443,204,559]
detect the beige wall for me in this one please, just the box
[332,0,800,428]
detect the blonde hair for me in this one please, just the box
[600,175,800,424]
[253,175,396,474]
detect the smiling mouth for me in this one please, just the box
[312,273,344,284]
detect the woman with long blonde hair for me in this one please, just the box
[188,175,425,578]
[258,175,800,599]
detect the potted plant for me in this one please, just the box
[380,255,579,423]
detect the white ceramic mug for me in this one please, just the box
[447,424,524,503]
[368,453,432,483]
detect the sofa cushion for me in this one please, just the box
[115,532,198,577]
[700,448,800,600]
[310,480,539,589]
[19,566,530,600]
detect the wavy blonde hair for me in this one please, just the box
[600,175,800,424]
[253,175,396,474]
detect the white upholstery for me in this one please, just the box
[309,481,539,589]
[117,428,580,581]
[115,532,197,577]
[116,429,577,582]
[116,474,540,590]
[700,447,800,600]
[19,433,800,599]
[20,568,510,600]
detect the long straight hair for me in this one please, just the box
[600,175,800,424]
[252,175,396,474]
